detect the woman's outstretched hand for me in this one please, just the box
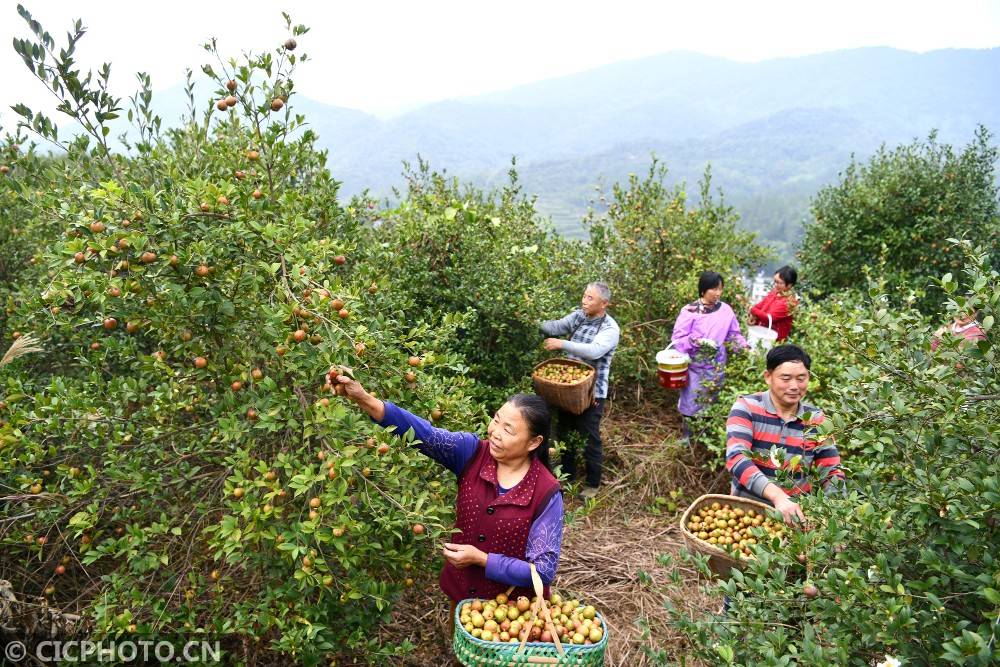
[326,367,385,421]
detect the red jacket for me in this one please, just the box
[439,440,560,602]
[750,290,796,341]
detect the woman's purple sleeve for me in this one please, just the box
[671,307,697,355]
[376,401,480,476]
[484,492,564,587]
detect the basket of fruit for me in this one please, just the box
[453,565,608,666]
[679,494,788,578]
[531,358,596,415]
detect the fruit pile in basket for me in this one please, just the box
[533,363,594,384]
[458,592,604,645]
[685,500,787,558]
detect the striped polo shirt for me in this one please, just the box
[726,391,845,504]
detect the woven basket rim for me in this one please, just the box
[679,493,775,566]
[453,598,609,654]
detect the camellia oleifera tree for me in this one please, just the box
[375,161,588,403]
[662,244,999,666]
[800,127,1000,313]
[0,9,479,663]
[585,161,771,389]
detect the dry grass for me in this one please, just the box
[375,394,728,666]
[1,333,43,368]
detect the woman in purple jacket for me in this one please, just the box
[328,370,564,612]
[670,271,748,438]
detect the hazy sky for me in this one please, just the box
[2,0,999,130]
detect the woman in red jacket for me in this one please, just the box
[750,266,798,341]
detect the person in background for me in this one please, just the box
[931,299,986,351]
[750,265,798,341]
[329,370,564,620]
[670,271,748,440]
[725,344,845,523]
[540,282,620,500]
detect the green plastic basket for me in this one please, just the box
[452,605,608,666]
[452,566,607,666]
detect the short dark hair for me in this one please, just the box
[766,344,812,372]
[698,271,724,296]
[776,265,798,287]
[506,393,552,471]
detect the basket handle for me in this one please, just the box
[513,564,565,660]
[766,313,773,330]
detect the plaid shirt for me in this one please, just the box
[541,310,620,399]
[726,391,845,503]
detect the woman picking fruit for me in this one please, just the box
[670,271,748,440]
[749,265,798,341]
[329,370,564,614]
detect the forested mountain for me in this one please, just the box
[161,47,1000,246]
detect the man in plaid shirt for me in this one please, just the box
[541,282,620,500]
[726,344,845,523]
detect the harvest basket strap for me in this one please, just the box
[514,564,566,659]
[532,564,565,657]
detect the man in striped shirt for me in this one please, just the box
[726,344,845,523]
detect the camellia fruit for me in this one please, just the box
[309,497,321,509]
[407,356,421,367]
[194,356,207,369]
[284,38,297,50]
[333,255,346,265]
[226,79,237,92]
[195,264,211,277]
[103,317,118,330]
[231,381,242,392]
[232,487,245,499]
[412,523,425,536]
[270,98,284,112]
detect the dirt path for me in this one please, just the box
[376,395,726,666]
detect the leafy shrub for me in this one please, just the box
[376,161,587,401]
[800,127,1000,313]
[0,13,477,663]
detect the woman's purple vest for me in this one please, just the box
[439,440,561,602]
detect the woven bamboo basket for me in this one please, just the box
[531,359,596,416]
[679,493,776,578]
[453,566,608,666]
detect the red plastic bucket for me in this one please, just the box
[657,368,688,389]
